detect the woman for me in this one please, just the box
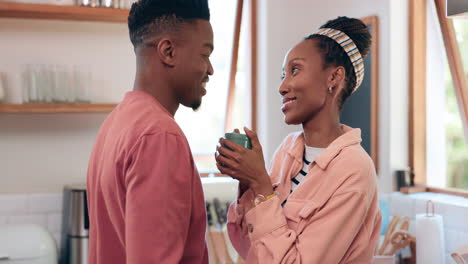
[215,16,382,263]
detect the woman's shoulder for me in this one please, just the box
[341,145,374,174]
[339,144,373,167]
[331,145,377,191]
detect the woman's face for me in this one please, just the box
[279,39,332,125]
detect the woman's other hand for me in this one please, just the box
[230,128,249,196]
[215,127,273,196]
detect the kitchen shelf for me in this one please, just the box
[0,103,116,113]
[0,2,129,23]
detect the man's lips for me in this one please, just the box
[201,82,207,96]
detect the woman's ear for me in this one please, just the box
[327,66,346,88]
[157,38,176,67]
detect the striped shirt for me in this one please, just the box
[282,145,324,206]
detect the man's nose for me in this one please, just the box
[207,60,214,76]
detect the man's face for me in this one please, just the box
[174,20,214,111]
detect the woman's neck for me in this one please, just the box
[302,110,343,148]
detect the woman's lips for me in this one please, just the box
[281,98,297,112]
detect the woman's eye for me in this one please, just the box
[292,67,299,75]
[281,72,286,80]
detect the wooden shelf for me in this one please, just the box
[0,103,116,113]
[0,2,129,23]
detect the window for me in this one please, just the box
[411,0,468,193]
[174,0,256,174]
[443,19,468,189]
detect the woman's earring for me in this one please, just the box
[328,87,333,94]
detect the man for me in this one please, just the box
[86,0,213,263]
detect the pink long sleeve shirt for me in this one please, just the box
[227,126,382,263]
[87,91,208,264]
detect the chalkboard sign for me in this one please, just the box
[340,16,379,172]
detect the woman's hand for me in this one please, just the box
[215,127,273,196]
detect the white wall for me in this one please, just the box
[256,0,409,193]
[387,0,410,192]
[0,19,134,193]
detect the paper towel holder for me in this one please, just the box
[426,200,435,217]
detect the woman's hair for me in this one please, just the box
[306,16,371,109]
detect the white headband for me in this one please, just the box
[314,28,365,93]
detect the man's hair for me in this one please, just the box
[128,0,210,48]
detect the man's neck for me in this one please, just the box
[133,71,179,117]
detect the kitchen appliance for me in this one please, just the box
[395,169,415,190]
[0,225,57,264]
[59,184,89,264]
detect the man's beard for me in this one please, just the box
[191,99,202,111]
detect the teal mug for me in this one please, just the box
[224,133,252,150]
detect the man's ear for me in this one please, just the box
[157,38,176,67]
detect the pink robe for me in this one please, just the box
[87,91,208,264]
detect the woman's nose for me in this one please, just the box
[279,82,289,96]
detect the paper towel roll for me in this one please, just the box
[415,213,445,264]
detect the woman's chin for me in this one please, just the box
[284,115,302,125]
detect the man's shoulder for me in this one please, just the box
[102,100,188,154]
[129,114,187,148]
[117,96,185,137]
[143,114,183,136]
